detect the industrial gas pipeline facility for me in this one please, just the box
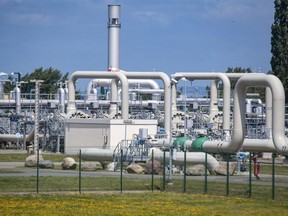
[0,5,288,175]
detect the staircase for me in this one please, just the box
[113,139,150,170]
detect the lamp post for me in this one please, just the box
[11,72,21,83]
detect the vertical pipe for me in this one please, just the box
[163,151,166,191]
[183,149,187,193]
[204,152,208,193]
[249,152,252,198]
[108,5,121,116]
[272,153,276,200]
[152,149,154,192]
[120,149,123,193]
[209,80,219,121]
[226,154,230,196]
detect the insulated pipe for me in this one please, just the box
[201,78,245,153]
[172,72,231,133]
[266,87,272,134]
[234,74,288,155]
[122,72,171,137]
[14,85,21,115]
[154,151,220,172]
[86,79,160,100]
[66,71,129,119]
[58,87,65,113]
[209,80,219,121]
[0,128,34,142]
[81,148,114,161]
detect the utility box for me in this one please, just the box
[64,118,158,154]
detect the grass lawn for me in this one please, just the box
[0,192,287,215]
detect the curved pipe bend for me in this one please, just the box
[67,71,129,119]
[172,72,231,132]
[234,74,288,155]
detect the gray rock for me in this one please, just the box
[25,154,43,167]
[126,163,144,174]
[215,162,235,176]
[39,160,54,169]
[186,164,209,176]
[81,161,103,171]
[61,157,77,170]
[145,160,162,175]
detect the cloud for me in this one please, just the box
[5,12,54,25]
[133,10,172,26]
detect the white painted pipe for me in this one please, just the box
[14,86,21,115]
[86,79,161,101]
[154,151,219,172]
[81,148,114,161]
[66,71,129,119]
[0,128,34,142]
[172,72,231,133]
[58,87,65,113]
[234,74,288,155]
[209,80,219,121]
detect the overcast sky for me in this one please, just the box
[0,0,274,90]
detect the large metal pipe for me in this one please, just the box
[81,148,114,161]
[122,72,171,138]
[234,74,288,155]
[86,79,160,100]
[209,80,219,121]
[154,151,219,172]
[14,85,21,115]
[58,87,65,113]
[0,128,34,142]
[108,5,121,116]
[172,72,231,134]
[66,71,129,119]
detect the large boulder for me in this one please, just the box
[25,154,43,167]
[186,164,209,176]
[81,161,103,171]
[145,160,162,175]
[126,163,145,174]
[215,163,236,176]
[61,157,77,170]
[39,160,54,169]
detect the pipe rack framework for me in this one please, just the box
[172,72,231,133]
[66,71,129,119]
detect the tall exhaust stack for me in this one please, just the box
[108,5,121,70]
[108,5,121,116]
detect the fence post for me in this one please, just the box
[249,152,252,198]
[152,149,154,192]
[162,150,166,191]
[36,147,39,194]
[183,149,187,193]
[226,153,230,196]
[120,149,123,193]
[272,153,276,200]
[204,152,208,194]
[79,149,82,194]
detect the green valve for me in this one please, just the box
[191,137,209,152]
[173,137,191,151]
